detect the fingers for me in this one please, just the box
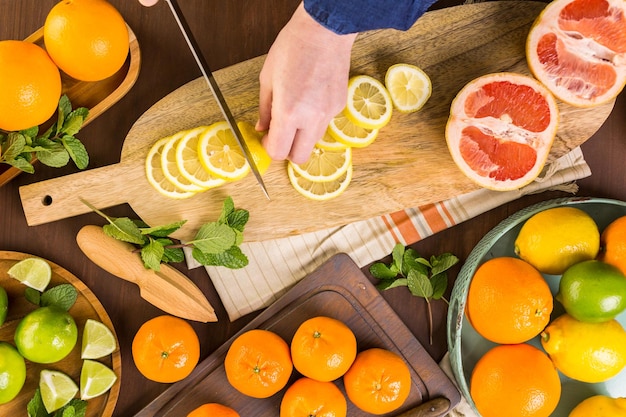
[138,0,159,6]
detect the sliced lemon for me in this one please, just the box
[161,131,206,192]
[316,130,350,151]
[289,146,352,182]
[8,257,52,291]
[288,163,352,201]
[39,370,79,413]
[175,126,227,189]
[145,136,196,199]
[328,112,379,148]
[237,121,272,175]
[80,360,117,400]
[81,319,117,360]
[385,63,432,113]
[344,74,393,130]
[197,121,251,181]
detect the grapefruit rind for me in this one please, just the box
[526,0,626,107]
[445,72,559,192]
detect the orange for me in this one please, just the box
[187,403,240,417]
[0,40,61,131]
[131,315,200,383]
[599,215,626,275]
[526,0,626,107]
[279,377,347,417]
[445,72,558,191]
[470,343,561,417]
[466,257,553,344]
[224,329,293,398]
[290,316,357,382]
[44,0,129,81]
[343,348,411,415]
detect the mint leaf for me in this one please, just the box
[369,262,398,280]
[27,388,48,417]
[7,156,34,173]
[407,269,433,298]
[61,108,89,136]
[140,220,187,237]
[227,209,249,232]
[158,239,185,263]
[36,140,69,167]
[40,284,78,311]
[24,287,41,305]
[141,238,164,271]
[2,132,26,160]
[62,135,89,169]
[431,273,448,300]
[218,196,235,224]
[192,245,248,269]
[191,222,237,253]
[103,217,145,245]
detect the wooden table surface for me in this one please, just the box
[1,0,624,415]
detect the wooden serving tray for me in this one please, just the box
[135,253,461,417]
[0,251,121,417]
[0,25,141,187]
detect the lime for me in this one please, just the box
[569,395,626,417]
[0,285,8,326]
[80,359,117,400]
[14,306,78,363]
[81,319,117,359]
[7,257,52,291]
[0,342,26,404]
[557,260,626,322]
[39,370,78,413]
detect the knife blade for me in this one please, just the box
[164,0,270,199]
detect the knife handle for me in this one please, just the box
[396,397,451,417]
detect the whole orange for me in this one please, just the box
[131,315,200,383]
[279,377,347,417]
[224,329,293,398]
[290,316,357,382]
[187,403,240,417]
[466,257,553,344]
[44,0,129,81]
[470,343,561,417]
[343,348,411,415]
[0,40,61,131]
[599,215,626,276]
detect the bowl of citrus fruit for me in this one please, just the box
[448,197,626,417]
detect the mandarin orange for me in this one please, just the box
[466,257,553,344]
[290,316,357,382]
[131,315,200,383]
[187,403,240,417]
[280,377,347,417]
[343,348,411,415]
[224,329,293,398]
[599,215,626,276]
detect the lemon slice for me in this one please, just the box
[289,146,352,182]
[344,75,393,130]
[288,163,352,201]
[385,63,432,113]
[328,112,379,148]
[161,131,206,192]
[175,126,227,189]
[40,370,79,413]
[145,136,196,199]
[198,121,251,181]
[8,257,52,291]
[80,360,118,400]
[237,121,272,175]
[81,319,117,360]
[316,130,350,151]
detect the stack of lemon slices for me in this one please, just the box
[288,64,431,201]
[145,121,271,199]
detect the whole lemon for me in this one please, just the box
[514,207,600,275]
[14,306,78,364]
[0,342,26,404]
[569,395,626,417]
[541,314,626,383]
[557,260,626,322]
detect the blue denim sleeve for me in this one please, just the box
[303,0,439,34]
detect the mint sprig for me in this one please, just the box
[370,243,459,344]
[27,388,87,417]
[83,197,249,270]
[0,95,89,173]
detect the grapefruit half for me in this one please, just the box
[526,0,626,107]
[445,72,559,191]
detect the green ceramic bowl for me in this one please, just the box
[447,197,626,416]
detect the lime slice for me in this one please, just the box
[39,370,79,413]
[81,319,117,359]
[80,360,118,400]
[8,257,52,291]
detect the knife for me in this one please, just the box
[76,225,217,323]
[396,397,451,417]
[164,0,270,200]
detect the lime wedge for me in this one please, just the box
[80,360,117,400]
[0,286,8,326]
[39,370,79,413]
[81,319,117,359]
[8,257,52,291]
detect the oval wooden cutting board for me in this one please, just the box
[19,1,615,242]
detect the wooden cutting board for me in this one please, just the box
[134,253,461,416]
[19,1,615,242]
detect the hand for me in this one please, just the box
[257,3,357,163]
[138,0,159,6]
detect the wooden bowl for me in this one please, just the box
[0,25,141,187]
